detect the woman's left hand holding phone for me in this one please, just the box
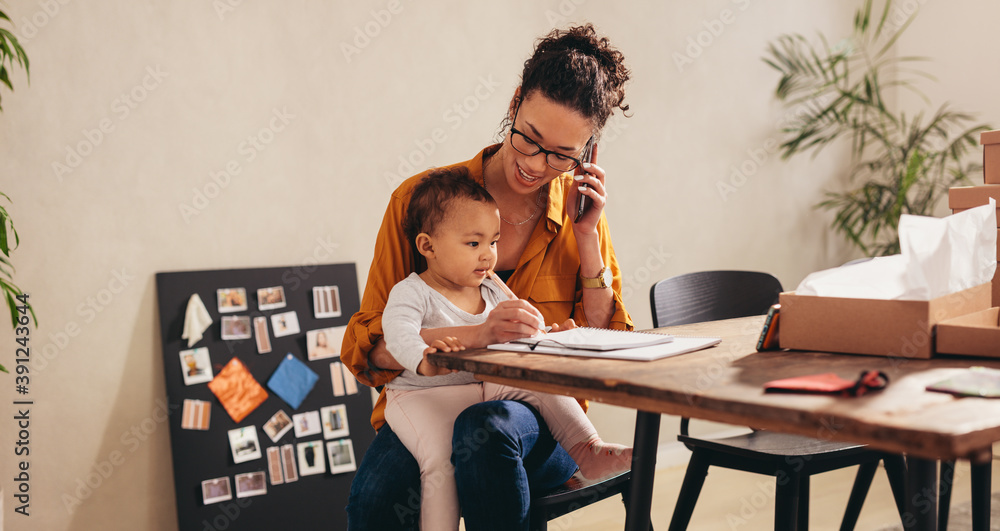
[569,143,606,233]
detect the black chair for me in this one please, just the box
[529,470,638,530]
[650,270,906,531]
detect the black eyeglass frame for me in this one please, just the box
[508,104,594,173]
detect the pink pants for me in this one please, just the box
[384,382,596,531]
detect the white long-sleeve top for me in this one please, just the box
[384,272,507,390]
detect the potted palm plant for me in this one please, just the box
[764,0,990,257]
[0,6,33,373]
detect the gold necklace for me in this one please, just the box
[482,173,544,226]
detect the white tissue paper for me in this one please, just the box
[795,200,997,300]
[182,293,213,347]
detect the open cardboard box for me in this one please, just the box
[779,283,992,359]
[937,307,1000,358]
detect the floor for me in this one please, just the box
[540,457,1000,531]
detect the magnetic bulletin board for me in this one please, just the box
[155,263,374,530]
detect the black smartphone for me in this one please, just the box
[574,140,598,223]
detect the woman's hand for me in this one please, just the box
[416,337,464,376]
[567,152,607,235]
[476,299,546,344]
[547,318,577,333]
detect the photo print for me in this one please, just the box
[254,316,271,354]
[257,286,287,311]
[312,285,341,319]
[292,410,321,438]
[181,399,211,430]
[270,311,300,338]
[306,326,346,361]
[217,288,248,313]
[263,410,293,443]
[330,362,346,397]
[326,439,358,475]
[235,471,267,499]
[297,441,326,476]
[281,444,298,483]
[228,426,263,464]
[201,477,232,505]
[267,446,284,485]
[321,404,349,439]
[221,315,252,340]
[179,347,213,386]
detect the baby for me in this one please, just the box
[382,167,631,531]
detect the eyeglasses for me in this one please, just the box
[509,105,592,172]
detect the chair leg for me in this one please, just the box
[668,449,711,531]
[798,475,810,530]
[620,485,655,531]
[939,460,955,531]
[774,471,802,531]
[882,454,908,522]
[840,461,879,531]
[971,457,992,531]
[529,508,548,531]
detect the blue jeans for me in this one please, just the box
[346,400,579,531]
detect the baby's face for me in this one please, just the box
[425,199,500,288]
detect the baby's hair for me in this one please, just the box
[403,167,497,244]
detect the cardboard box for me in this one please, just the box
[983,130,1000,185]
[952,208,1000,228]
[937,307,1000,358]
[779,283,991,358]
[948,184,1000,209]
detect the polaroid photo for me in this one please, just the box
[292,410,322,438]
[321,404,349,439]
[297,440,326,477]
[217,288,248,313]
[254,317,272,354]
[179,347,214,386]
[202,477,232,505]
[228,426,263,464]
[181,399,211,430]
[281,444,299,483]
[340,362,359,395]
[306,326,346,361]
[257,286,287,311]
[267,446,284,485]
[263,410,293,443]
[270,311,300,338]
[327,439,358,475]
[330,362,346,397]
[313,285,342,319]
[221,316,252,340]
[235,471,267,499]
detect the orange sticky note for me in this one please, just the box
[208,357,268,423]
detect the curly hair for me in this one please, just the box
[403,167,496,245]
[509,23,630,134]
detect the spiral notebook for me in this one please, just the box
[489,332,721,361]
[512,327,674,351]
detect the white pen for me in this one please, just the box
[486,270,549,333]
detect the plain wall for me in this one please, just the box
[1,1,993,529]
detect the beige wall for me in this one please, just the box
[1,0,989,529]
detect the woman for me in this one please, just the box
[342,23,633,530]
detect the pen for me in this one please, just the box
[486,271,549,333]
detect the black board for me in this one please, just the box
[154,263,373,530]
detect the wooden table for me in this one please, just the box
[428,316,1000,531]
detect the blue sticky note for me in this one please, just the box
[267,353,319,409]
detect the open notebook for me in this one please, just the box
[512,327,674,351]
[489,335,721,361]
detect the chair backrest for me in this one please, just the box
[649,270,783,328]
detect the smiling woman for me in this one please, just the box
[340,23,634,531]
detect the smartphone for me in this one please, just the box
[756,304,781,351]
[574,140,598,223]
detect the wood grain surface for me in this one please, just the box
[427,316,1000,463]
